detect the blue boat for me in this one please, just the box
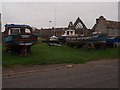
[106,36,120,47]
[2,24,38,55]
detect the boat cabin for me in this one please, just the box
[3,24,38,56]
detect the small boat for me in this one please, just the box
[2,24,38,55]
[49,35,58,42]
[106,36,120,47]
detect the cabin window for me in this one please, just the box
[25,28,31,33]
[20,28,25,33]
[10,28,20,35]
[8,30,11,35]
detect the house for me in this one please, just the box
[66,17,91,37]
[34,17,92,38]
[92,16,120,37]
[73,17,88,36]
[35,27,67,38]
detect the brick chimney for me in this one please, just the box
[96,16,106,24]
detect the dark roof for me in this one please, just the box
[105,20,120,29]
[5,24,31,28]
[92,24,97,31]
[40,27,68,31]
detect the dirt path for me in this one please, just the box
[3,58,118,76]
[3,58,118,88]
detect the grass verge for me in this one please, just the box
[2,43,119,67]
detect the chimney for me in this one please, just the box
[99,16,106,20]
[96,19,99,24]
[96,16,106,24]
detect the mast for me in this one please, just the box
[48,10,52,29]
[54,9,56,36]
[49,21,51,28]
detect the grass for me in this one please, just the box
[2,43,119,67]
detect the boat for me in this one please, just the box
[64,32,107,48]
[49,35,58,42]
[2,24,38,55]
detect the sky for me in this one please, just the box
[1,2,119,31]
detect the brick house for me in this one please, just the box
[92,16,120,37]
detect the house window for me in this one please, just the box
[75,22,83,29]
[67,31,69,35]
[10,28,20,35]
[70,31,73,35]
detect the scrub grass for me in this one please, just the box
[2,43,119,67]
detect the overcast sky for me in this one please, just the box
[2,2,118,31]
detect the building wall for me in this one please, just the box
[95,23,119,37]
[94,16,120,37]
[95,19,107,34]
[110,28,119,37]
[108,28,114,36]
[0,14,1,44]
[0,13,2,32]
[36,28,66,38]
